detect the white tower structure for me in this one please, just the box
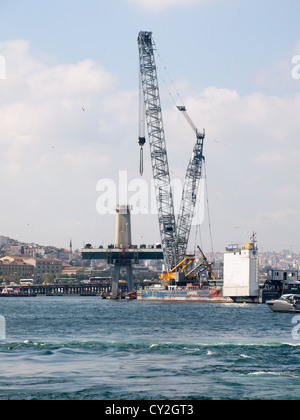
[223,238,259,303]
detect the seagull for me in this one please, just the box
[82,107,85,112]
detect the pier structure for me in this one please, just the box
[0,280,118,296]
[82,205,163,297]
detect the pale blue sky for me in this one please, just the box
[2,0,299,93]
[0,0,300,252]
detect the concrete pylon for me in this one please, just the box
[111,205,133,297]
[115,205,132,248]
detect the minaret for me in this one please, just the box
[69,238,73,262]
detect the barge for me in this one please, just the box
[137,283,232,302]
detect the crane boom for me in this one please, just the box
[177,106,198,134]
[176,107,205,262]
[138,31,178,271]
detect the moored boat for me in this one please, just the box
[266,294,300,313]
[0,287,36,297]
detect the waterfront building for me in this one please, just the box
[0,256,34,281]
[0,256,62,283]
[25,258,62,282]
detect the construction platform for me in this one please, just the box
[81,248,164,263]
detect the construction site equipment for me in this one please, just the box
[138,31,212,281]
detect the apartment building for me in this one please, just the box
[0,256,62,282]
[25,258,62,282]
[0,256,34,280]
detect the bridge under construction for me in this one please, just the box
[82,31,215,297]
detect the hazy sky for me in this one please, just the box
[0,0,300,253]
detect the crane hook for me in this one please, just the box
[138,136,146,176]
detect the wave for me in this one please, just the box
[245,371,299,378]
[0,339,299,353]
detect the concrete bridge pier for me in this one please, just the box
[110,205,133,298]
[111,263,133,298]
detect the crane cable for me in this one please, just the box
[194,160,215,261]
[204,160,215,259]
[153,39,215,261]
[153,39,185,109]
[194,193,203,253]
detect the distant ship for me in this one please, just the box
[0,287,36,297]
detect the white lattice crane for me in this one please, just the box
[138,31,208,280]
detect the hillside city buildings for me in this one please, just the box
[0,235,299,284]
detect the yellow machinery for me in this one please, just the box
[159,246,216,284]
[159,256,195,282]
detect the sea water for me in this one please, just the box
[0,296,299,400]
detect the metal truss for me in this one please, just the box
[138,31,178,271]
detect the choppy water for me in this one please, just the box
[0,296,299,400]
